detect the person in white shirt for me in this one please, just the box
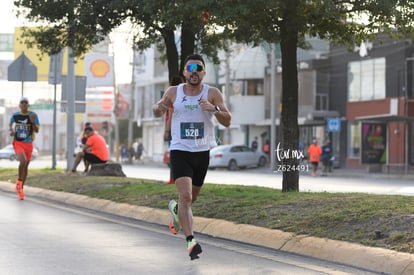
[153,54,231,260]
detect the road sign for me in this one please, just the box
[48,51,63,85]
[7,52,37,82]
[61,76,86,113]
[327,117,341,132]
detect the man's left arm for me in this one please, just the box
[30,112,39,133]
[208,88,232,127]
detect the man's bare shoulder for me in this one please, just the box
[207,85,224,99]
[165,85,178,97]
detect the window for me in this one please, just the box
[231,79,263,96]
[348,121,361,158]
[347,57,386,101]
[315,94,328,111]
[247,80,263,95]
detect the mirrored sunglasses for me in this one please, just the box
[185,64,204,72]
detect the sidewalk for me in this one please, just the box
[321,167,414,180]
[1,180,413,274]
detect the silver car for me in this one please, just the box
[209,144,267,171]
[0,144,38,161]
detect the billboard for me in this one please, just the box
[361,122,387,164]
[13,27,85,81]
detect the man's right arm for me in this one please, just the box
[9,117,14,136]
[153,88,174,117]
[163,108,173,141]
[9,124,13,136]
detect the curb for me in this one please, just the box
[1,181,413,274]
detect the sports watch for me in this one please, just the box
[213,105,220,114]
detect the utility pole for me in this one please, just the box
[127,49,136,150]
[66,23,76,171]
[112,53,120,162]
[270,44,276,170]
[50,51,62,169]
[224,50,231,144]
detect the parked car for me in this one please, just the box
[209,144,267,171]
[0,144,38,161]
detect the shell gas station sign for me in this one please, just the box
[84,53,115,121]
[85,53,114,87]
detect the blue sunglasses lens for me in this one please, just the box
[186,64,204,72]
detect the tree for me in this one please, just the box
[214,0,414,191]
[14,0,226,81]
[14,0,129,57]
[16,0,414,192]
[116,0,228,80]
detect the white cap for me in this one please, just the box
[19,96,29,103]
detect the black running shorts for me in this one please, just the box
[84,152,107,164]
[170,150,210,187]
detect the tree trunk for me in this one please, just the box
[162,29,180,81]
[162,24,196,80]
[280,1,300,192]
[180,23,196,74]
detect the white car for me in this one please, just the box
[209,144,267,171]
[0,144,38,161]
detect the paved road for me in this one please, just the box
[0,191,378,275]
[1,157,413,274]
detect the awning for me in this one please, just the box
[354,114,414,122]
[254,117,326,126]
[254,109,340,126]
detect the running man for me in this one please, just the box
[153,54,231,260]
[9,97,40,200]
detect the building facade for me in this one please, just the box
[328,34,414,172]
[131,35,414,173]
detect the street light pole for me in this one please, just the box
[224,50,232,144]
[52,53,58,169]
[403,57,413,174]
[66,46,76,171]
[128,49,136,151]
[270,44,276,170]
[66,21,76,171]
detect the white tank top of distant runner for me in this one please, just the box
[170,83,217,152]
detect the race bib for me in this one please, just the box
[16,125,30,141]
[180,122,204,139]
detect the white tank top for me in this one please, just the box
[170,83,217,152]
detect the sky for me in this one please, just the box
[0,0,16,33]
[0,0,17,60]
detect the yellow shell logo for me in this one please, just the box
[90,59,110,77]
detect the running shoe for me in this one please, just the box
[168,199,180,234]
[169,220,178,235]
[165,178,174,184]
[187,239,202,260]
[15,180,24,200]
[18,189,24,200]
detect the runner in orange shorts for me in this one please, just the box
[9,97,40,200]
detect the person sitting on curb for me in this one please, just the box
[70,126,109,174]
